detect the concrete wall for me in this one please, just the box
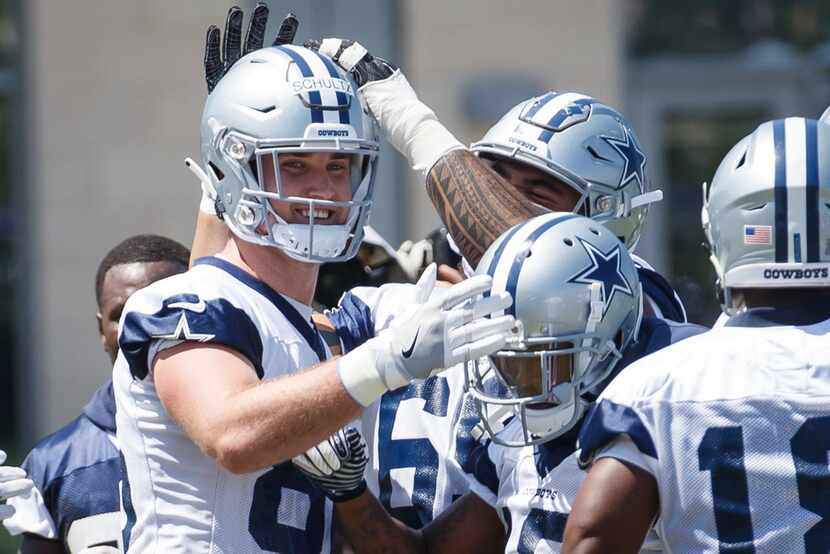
[401,0,625,240]
[21,1,241,438]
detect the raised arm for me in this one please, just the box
[425,150,545,266]
[307,39,546,267]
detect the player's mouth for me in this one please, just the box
[292,206,343,224]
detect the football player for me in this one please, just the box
[4,235,190,554]
[298,213,706,552]
[563,117,830,552]
[113,38,514,553]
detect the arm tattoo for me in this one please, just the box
[425,149,546,267]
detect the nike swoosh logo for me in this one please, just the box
[401,328,420,359]
[168,299,207,313]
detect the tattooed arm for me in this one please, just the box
[425,149,545,267]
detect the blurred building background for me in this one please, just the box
[0,2,827,547]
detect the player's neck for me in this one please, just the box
[220,238,319,306]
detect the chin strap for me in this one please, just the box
[577,283,604,384]
[185,157,222,217]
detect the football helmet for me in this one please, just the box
[466,212,642,446]
[821,105,830,124]
[470,92,662,249]
[702,117,830,314]
[199,45,379,262]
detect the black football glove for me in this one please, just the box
[204,4,299,93]
[292,427,368,503]
[303,38,397,88]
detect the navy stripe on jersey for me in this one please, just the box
[276,46,324,123]
[326,291,374,354]
[194,256,327,361]
[805,118,820,262]
[470,442,500,496]
[636,266,687,323]
[313,51,350,125]
[504,214,578,315]
[773,119,788,262]
[577,399,657,465]
[120,293,265,380]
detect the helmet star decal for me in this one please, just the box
[568,238,633,312]
[602,126,647,191]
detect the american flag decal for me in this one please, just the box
[744,225,772,245]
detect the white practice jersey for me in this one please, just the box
[463,420,661,553]
[327,283,485,528]
[114,256,333,553]
[578,308,830,553]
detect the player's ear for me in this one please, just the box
[96,311,106,348]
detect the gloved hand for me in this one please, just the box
[204,4,298,93]
[337,263,515,406]
[0,450,34,521]
[396,238,434,282]
[303,38,397,88]
[293,427,368,502]
[305,37,464,176]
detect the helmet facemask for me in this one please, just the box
[466,284,627,447]
[210,125,378,263]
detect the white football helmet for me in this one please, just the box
[702,117,830,314]
[466,213,642,446]
[199,45,379,262]
[471,92,662,249]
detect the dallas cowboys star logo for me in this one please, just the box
[155,313,215,343]
[567,238,633,312]
[602,126,647,190]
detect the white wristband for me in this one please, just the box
[337,338,409,407]
[360,70,465,177]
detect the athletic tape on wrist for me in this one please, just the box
[360,70,465,176]
[336,345,388,407]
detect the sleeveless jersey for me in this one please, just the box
[579,306,830,553]
[114,256,332,553]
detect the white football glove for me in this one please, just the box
[293,427,368,502]
[310,38,464,177]
[338,263,515,406]
[0,450,34,521]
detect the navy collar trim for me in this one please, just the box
[724,303,830,328]
[193,256,326,361]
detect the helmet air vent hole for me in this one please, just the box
[587,145,612,162]
[744,203,766,212]
[208,162,224,181]
[589,227,601,236]
[252,105,277,114]
[735,150,747,169]
[564,238,574,247]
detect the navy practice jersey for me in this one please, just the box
[4,382,121,552]
[461,317,706,553]
[114,256,332,553]
[630,254,687,323]
[579,305,830,552]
